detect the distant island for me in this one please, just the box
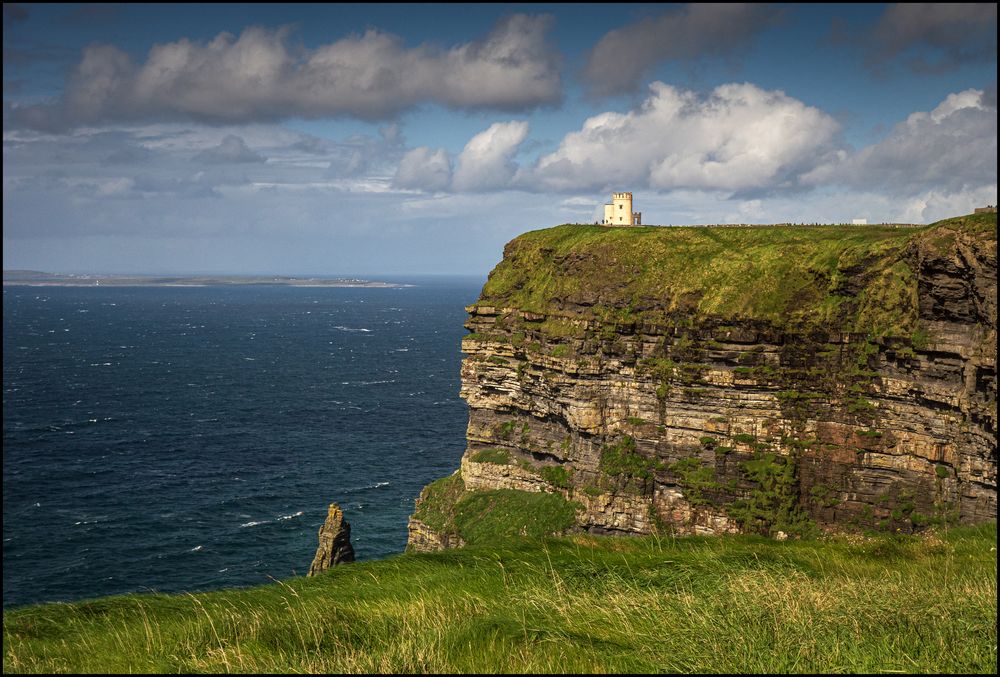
[2,270,409,288]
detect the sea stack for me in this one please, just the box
[308,503,355,575]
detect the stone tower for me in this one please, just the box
[602,192,641,226]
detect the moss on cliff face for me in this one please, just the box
[410,471,580,548]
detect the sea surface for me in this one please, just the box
[2,277,482,608]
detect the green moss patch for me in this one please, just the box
[452,489,580,544]
[469,448,513,465]
[539,465,572,489]
[599,436,664,482]
[413,472,580,546]
[411,472,466,534]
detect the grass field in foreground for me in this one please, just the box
[3,523,996,673]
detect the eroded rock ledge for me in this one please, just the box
[409,215,997,549]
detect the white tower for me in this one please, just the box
[602,192,641,226]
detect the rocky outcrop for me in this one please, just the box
[308,503,354,575]
[407,517,466,553]
[408,216,997,549]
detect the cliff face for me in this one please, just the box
[409,215,997,549]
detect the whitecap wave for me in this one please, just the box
[344,481,390,494]
[277,511,304,521]
[240,520,269,528]
[333,326,372,333]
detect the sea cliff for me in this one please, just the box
[408,213,997,548]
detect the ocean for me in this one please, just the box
[2,277,482,608]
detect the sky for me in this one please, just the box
[3,3,997,276]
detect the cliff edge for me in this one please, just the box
[409,213,997,549]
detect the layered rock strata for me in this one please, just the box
[308,503,355,575]
[409,216,997,548]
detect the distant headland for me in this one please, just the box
[2,270,410,288]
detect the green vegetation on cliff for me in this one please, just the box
[478,212,997,337]
[4,524,995,673]
[411,473,579,545]
[925,210,998,238]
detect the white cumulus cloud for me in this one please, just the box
[528,82,841,194]
[803,88,997,194]
[452,120,529,192]
[394,147,452,192]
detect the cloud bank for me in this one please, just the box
[8,14,562,130]
[388,82,996,212]
[804,87,997,194]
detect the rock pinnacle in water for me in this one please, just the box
[308,503,355,575]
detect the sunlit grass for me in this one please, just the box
[478,212,996,337]
[5,523,995,673]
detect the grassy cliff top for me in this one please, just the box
[478,212,997,336]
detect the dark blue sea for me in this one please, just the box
[2,277,482,608]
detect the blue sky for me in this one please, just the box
[3,3,996,276]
